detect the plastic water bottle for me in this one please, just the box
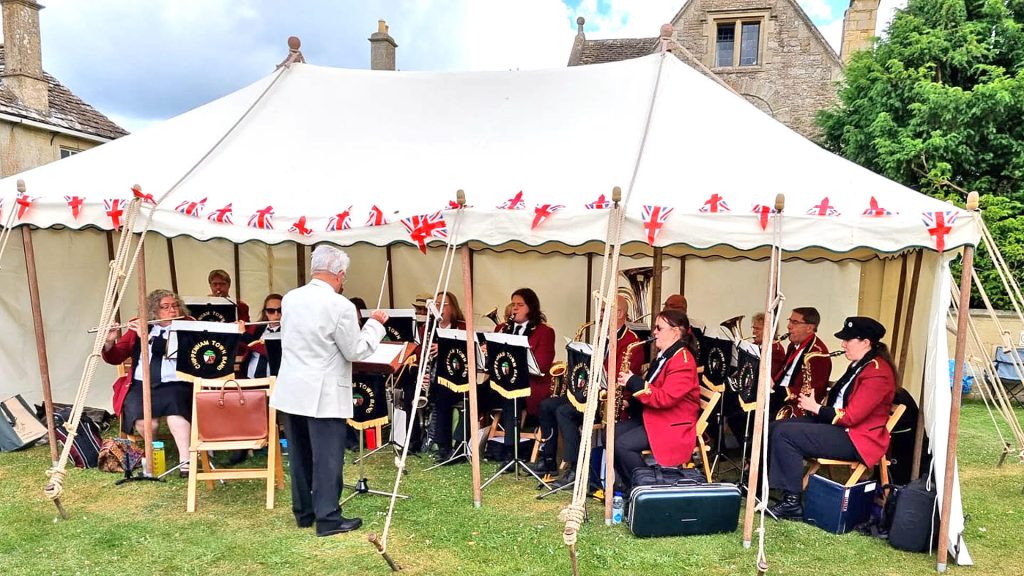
[612,492,624,524]
[151,441,166,477]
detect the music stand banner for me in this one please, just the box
[184,296,237,323]
[261,331,282,376]
[171,320,242,381]
[363,308,417,343]
[698,332,733,387]
[349,374,390,430]
[482,332,535,400]
[435,328,473,393]
[566,342,594,412]
[733,342,760,410]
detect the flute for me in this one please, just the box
[87,316,185,334]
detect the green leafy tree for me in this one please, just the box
[818,0,1024,309]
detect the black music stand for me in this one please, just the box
[425,328,482,471]
[352,342,415,464]
[183,296,237,323]
[479,332,551,490]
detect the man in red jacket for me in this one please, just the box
[770,307,832,418]
[767,316,896,519]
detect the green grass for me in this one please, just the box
[1,400,1022,575]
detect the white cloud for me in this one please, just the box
[798,0,834,21]
[818,17,845,54]
[573,0,681,39]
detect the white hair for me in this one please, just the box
[310,245,350,275]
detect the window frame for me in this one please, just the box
[706,10,770,71]
[59,147,82,159]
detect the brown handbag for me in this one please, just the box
[195,380,268,442]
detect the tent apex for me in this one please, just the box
[276,36,306,69]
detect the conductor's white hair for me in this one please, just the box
[310,245,350,275]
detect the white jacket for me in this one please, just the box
[269,279,385,419]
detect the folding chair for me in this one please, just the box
[695,381,722,482]
[186,377,283,512]
[802,403,907,490]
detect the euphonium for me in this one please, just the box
[775,350,843,419]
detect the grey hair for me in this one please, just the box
[310,245,350,275]
[146,289,188,322]
[752,312,765,324]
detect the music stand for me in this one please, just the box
[698,329,740,476]
[537,341,595,499]
[728,342,776,517]
[424,328,482,471]
[479,331,551,490]
[183,296,237,323]
[352,342,416,463]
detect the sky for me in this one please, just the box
[23,0,867,134]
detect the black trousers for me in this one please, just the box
[614,418,650,492]
[499,397,524,452]
[536,396,584,466]
[433,385,465,452]
[768,418,859,494]
[282,412,347,532]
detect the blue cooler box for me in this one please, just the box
[802,474,876,534]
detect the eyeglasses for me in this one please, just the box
[158,303,180,311]
[787,319,810,325]
[264,307,282,314]
[653,324,676,333]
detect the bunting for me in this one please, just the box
[498,191,526,210]
[700,193,730,213]
[248,206,274,230]
[104,199,126,230]
[15,191,35,220]
[641,205,673,245]
[326,206,352,231]
[862,196,893,217]
[586,194,611,209]
[64,195,85,220]
[808,197,840,217]
[401,211,448,253]
[531,204,564,230]
[288,215,313,236]
[922,211,958,253]
[175,197,207,218]
[208,203,233,224]
[752,204,776,231]
[366,205,388,227]
[131,185,156,205]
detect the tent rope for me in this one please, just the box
[41,61,298,514]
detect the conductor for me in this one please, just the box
[270,246,388,537]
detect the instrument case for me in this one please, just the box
[627,482,741,537]
[802,474,876,534]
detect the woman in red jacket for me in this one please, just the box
[768,316,896,519]
[614,309,701,491]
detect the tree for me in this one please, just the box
[818,0,1024,309]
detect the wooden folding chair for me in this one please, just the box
[695,381,722,482]
[186,377,284,512]
[802,403,908,489]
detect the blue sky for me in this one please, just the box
[21,0,874,133]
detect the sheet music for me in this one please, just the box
[360,308,416,317]
[567,341,593,355]
[480,332,542,376]
[359,342,410,366]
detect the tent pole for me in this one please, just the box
[937,193,978,572]
[651,247,663,320]
[678,255,686,295]
[105,232,123,326]
[897,252,924,380]
[295,243,305,286]
[166,238,178,295]
[604,271,620,523]
[585,254,593,332]
[386,245,396,308]
[910,371,928,480]
[890,255,909,357]
[22,227,58,464]
[461,243,482,507]
[136,240,155,476]
[233,243,241,301]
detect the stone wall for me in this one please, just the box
[0,124,99,177]
[840,0,880,63]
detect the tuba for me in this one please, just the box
[775,350,843,419]
[483,307,500,326]
[619,266,657,323]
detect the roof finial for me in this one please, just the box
[276,36,306,69]
[659,23,674,39]
[577,16,585,34]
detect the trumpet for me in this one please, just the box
[87,316,185,334]
[775,349,843,420]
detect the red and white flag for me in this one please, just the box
[401,211,448,253]
[922,211,958,253]
[699,193,730,213]
[807,197,840,217]
[531,204,564,230]
[131,185,156,205]
[15,191,35,220]
[498,191,526,210]
[248,206,274,230]
[366,205,388,227]
[586,194,611,209]
[289,216,313,236]
[326,207,352,231]
[64,195,85,220]
[752,204,777,231]
[447,199,461,210]
[175,197,207,218]
[641,205,673,245]
[862,196,893,217]
[104,199,126,230]
[208,203,233,224]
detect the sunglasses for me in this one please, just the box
[264,307,282,314]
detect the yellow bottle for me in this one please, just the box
[152,441,166,477]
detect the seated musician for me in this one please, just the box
[614,309,701,492]
[240,294,283,379]
[494,288,555,471]
[723,312,788,445]
[771,307,832,418]
[768,317,896,519]
[663,293,705,333]
[531,295,644,488]
[427,291,467,464]
[102,289,193,478]
[208,269,250,322]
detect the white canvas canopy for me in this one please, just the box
[0,53,975,564]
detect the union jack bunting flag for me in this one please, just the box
[366,205,388,227]
[402,211,448,253]
[131,185,156,205]
[64,195,85,220]
[699,193,730,213]
[862,196,893,217]
[586,194,611,209]
[208,203,233,224]
[248,206,275,230]
[447,199,461,210]
[498,191,526,210]
[807,197,840,217]
[752,204,777,231]
[174,197,207,218]
[104,199,126,230]
[326,207,352,231]
[289,216,313,236]
[15,191,35,220]
[641,205,673,245]
[531,204,564,230]
[922,211,959,253]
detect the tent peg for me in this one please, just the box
[368,532,401,571]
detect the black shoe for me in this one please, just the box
[550,470,577,490]
[435,449,453,464]
[496,459,514,474]
[316,516,363,536]
[296,517,314,529]
[227,450,249,466]
[528,457,557,476]
[767,491,803,520]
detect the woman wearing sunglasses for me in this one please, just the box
[240,294,284,379]
[614,308,701,492]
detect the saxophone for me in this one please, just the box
[550,321,594,396]
[601,337,652,421]
[775,350,843,420]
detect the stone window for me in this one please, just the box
[59,147,81,159]
[707,10,770,69]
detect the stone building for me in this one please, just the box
[0,0,126,179]
[568,0,849,140]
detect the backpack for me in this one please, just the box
[52,407,104,468]
[97,439,143,474]
[888,474,939,553]
[0,395,48,452]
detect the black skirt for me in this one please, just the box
[120,379,192,434]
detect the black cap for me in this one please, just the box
[834,316,886,342]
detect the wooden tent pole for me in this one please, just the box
[295,243,305,287]
[890,255,909,357]
[22,227,58,463]
[651,247,663,320]
[937,243,975,572]
[167,238,178,295]
[105,232,122,327]
[604,283,619,523]
[137,242,154,476]
[386,245,396,309]
[232,243,241,301]
[462,243,483,507]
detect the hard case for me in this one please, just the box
[627,482,741,538]
[802,474,876,534]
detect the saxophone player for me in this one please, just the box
[771,307,832,418]
[530,295,644,489]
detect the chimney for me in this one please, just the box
[368,19,397,71]
[839,0,880,64]
[1,0,48,113]
[567,17,586,66]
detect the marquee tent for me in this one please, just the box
[0,52,976,564]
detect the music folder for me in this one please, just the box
[480,332,541,376]
[435,328,486,371]
[353,342,415,376]
[361,308,418,343]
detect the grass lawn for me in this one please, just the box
[1,400,1022,576]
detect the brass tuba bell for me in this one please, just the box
[483,307,500,326]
